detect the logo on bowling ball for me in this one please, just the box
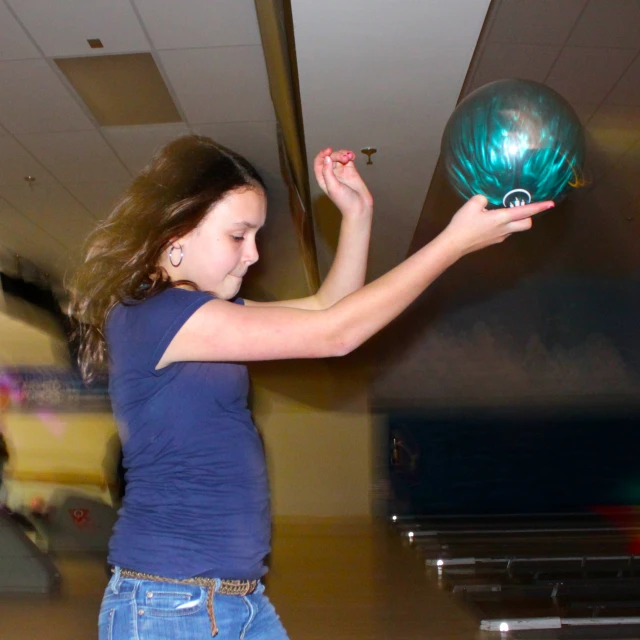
[502,188,532,208]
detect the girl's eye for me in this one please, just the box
[232,236,244,243]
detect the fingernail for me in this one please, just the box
[324,156,330,164]
[547,202,555,209]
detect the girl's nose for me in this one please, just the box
[244,240,259,265]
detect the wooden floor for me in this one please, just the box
[0,519,482,640]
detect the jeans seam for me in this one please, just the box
[240,595,256,640]
[105,608,114,640]
[131,581,141,640]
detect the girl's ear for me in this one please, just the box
[168,231,189,248]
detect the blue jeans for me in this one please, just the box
[99,567,289,640]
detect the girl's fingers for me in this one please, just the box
[505,200,555,220]
[314,148,332,168]
[470,194,489,209]
[330,149,354,164]
[506,217,534,234]
[321,155,342,194]
[470,195,555,220]
[313,148,333,189]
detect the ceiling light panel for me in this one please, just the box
[56,53,182,126]
[6,0,149,57]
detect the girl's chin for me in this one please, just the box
[217,278,242,299]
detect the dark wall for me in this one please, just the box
[387,406,640,516]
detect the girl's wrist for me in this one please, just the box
[433,228,467,263]
[340,204,373,219]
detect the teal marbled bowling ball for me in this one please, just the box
[441,79,586,209]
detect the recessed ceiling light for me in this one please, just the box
[55,53,182,126]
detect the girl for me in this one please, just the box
[69,135,553,640]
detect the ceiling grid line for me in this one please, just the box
[0,0,131,225]
[567,48,640,130]
[45,60,136,181]
[0,199,71,253]
[128,0,191,132]
[540,0,591,88]
[0,127,104,274]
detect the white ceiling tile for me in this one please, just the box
[16,130,131,183]
[0,196,62,247]
[0,226,64,276]
[0,134,58,186]
[489,0,588,45]
[583,105,640,180]
[470,43,561,91]
[158,47,275,123]
[63,181,129,219]
[618,141,640,200]
[582,137,614,183]
[133,0,261,49]
[546,47,637,104]
[6,0,149,57]
[1,179,94,248]
[0,198,68,268]
[570,103,600,124]
[596,140,640,204]
[102,123,190,173]
[0,1,41,60]
[0,59,94,133]
[192,121,280,179]
[568,0,640,48]
[588,104,640,131]
[606,53,640,106]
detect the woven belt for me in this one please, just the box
[117,568,259,636]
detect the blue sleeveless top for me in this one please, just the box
[105,287,270,580]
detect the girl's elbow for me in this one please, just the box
[325,331,359,358]
[317,310,361,358]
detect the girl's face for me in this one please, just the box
[173,188,267,299]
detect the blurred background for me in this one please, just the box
[0,1,639,638]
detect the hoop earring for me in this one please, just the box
[169,244,183,268]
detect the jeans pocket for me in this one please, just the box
[140,584,205,617]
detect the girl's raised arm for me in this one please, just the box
[245,148,373,310]
[156,195,554,369]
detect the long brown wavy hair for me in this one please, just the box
[68,134,266,384]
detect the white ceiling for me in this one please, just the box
[0,0,304,300]
[290,0,492,280]
[290,0,640,282]
[0,0,638,311]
